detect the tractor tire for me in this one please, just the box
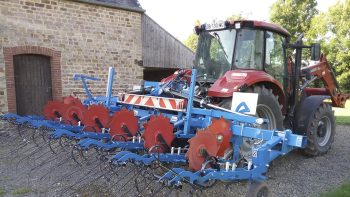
[303,103,335,156]
[221,85,284,130]
[247,181,270,197]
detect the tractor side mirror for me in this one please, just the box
[311,43,321,61]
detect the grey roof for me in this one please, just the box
[76,0,145,12]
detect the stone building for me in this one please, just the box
[0,0,194,115]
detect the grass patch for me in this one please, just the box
[320,182,350,197]
[0,187,5,197]
[333,100,350,125]
[12,187,32,195]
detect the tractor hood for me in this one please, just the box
[208,70,281,97]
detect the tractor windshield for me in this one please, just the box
[194,29,236,82]
[195,28,265,81]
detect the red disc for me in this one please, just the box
[61,101,86,126]
[142,115,174,153]
[207,118,232,157]
[81,104,110,132]
[63,95,80,105]
[186,131,220,171]
[43,100,64,120]
[108,108,139,141]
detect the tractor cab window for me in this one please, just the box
[195,29,236,82]
[234,29,264,69]
[265,31,285,85]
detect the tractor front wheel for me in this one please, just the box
[303,103,335,156]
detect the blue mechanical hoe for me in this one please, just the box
[2,19,349,197]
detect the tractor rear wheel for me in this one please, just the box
[221,85,284,130]
[303,103,335,156]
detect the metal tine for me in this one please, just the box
[119,166,148,196]
[66,164,113,196]
[27,147,64,177]
[58,161,106,196]
[0,139,31,159]
[134,168,159,196]
[50,148,102,184]
[39,154,73,181]
[101,164,139,193]
[14,143,50,173]
[70,145,101,166]
[68,155,121,195]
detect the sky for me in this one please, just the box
[138,0,339,41]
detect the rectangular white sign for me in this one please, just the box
[231,92,258,115]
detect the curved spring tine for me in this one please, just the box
[48,138,60,154]
[71,146,87,166]
[28,150,63,177]
[59,161,105,195]
[39,155,72,181]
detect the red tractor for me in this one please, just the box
[165,20,349,156]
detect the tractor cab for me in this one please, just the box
[194,20,290,98]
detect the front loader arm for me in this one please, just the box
[301,54,350,108]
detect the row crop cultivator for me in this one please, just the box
[1,19,349,196]
[1,67,306,196]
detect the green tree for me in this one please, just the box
[308,0,350,92]
[227,14,245,21]
[270,0,318,42]
[184,33,198,52]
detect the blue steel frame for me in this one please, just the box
[0,68,308,186]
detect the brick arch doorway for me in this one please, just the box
[4,46,62,115]
[14,54,53,115]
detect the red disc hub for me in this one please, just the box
[186,131,220,171]
[206,118,232,156]
[108,108,139,141]
[186,118,233,171]
[43,100,64,120]
[81,104,110,132]
[61,100,86,126]
[142,115,174,153]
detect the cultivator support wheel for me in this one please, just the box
[143,115,174,153]
[82,105,110,132]
[109,108,139,141]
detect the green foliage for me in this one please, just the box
[227,14,245,21]
[12,188,31,195]
[333,100,350,125]
[270,0,350,92]
[183,33,198,52]
[0,187,5,197]
[309,0,350,93]
[270,0,318,42]
[319,182,350,197]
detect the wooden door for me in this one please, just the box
[14,54,52,115]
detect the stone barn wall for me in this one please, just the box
[0,0,143,113]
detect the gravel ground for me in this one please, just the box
[0,121,349,197]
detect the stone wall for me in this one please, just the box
[0,0,143,113]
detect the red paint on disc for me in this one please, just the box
[63,95,80,105]
[108,108,139,141]
[206,118,232,156]
[186,131,220,171]
[61,100,86,126]
[142,115,174,153]
[43,100,64,120]
[81,104,110,132]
